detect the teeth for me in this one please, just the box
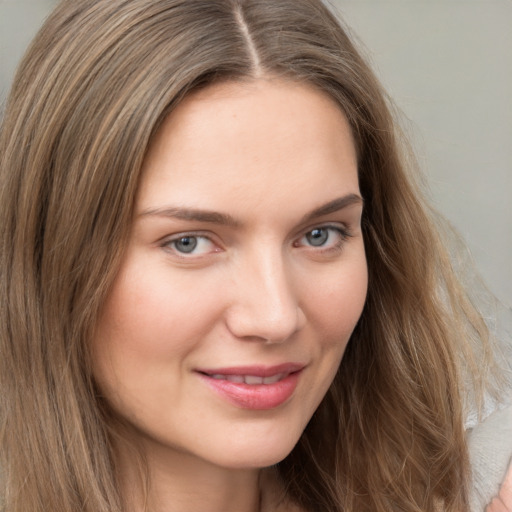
[208,373,287,384]
[263,373,284,384]
[244,375,264,385]
[225,374,244,383]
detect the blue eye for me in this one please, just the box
[165,235,216,256]
[298,226,350,250]
[305,228,329,247]
[174,236,198,253]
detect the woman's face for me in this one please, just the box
[92,79,367,470]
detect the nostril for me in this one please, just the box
[224,268,304,342]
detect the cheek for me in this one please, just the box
[308,256,368,345]
[95,260,219,354]
[300,254,367,398]
[90,257,227,397]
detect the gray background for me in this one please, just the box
[1,0,511,306]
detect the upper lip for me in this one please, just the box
[195,362,305,377]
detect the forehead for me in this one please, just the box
[138,79,359,222]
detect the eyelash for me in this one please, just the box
[161,225,352,259]
[294,225,352,253]
[161,232,218,258]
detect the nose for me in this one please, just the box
[225,248,305,343]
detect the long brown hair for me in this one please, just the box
[0,0,495,510]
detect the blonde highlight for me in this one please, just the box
[0,1,498,511]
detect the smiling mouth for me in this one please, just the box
[203,372,288,385]
[196,364,304,409]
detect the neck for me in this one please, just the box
[116,437,264,512]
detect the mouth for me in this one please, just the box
[204,372,290,385]
[195,363,305,410]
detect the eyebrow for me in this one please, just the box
[300,193,363,224]
[138,193,363,227]
[139,205,241,227]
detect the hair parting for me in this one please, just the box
[0,1,501,511]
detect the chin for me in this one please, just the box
[204,427,304,470]
[214,448,296,470]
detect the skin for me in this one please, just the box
[487,462,512,512]
[92,79,367,512]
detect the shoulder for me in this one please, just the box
[467,399,512,512]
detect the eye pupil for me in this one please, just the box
[175,236,197,253]
[306,228,328,247]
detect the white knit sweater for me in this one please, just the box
[467,401,512,511]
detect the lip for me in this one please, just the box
[195,363,305,410]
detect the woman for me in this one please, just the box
[0,0,509,511]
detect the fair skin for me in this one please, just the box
[487,462,512,512]
[92,79,367,512]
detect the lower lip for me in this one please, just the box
[198,372,301,410]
